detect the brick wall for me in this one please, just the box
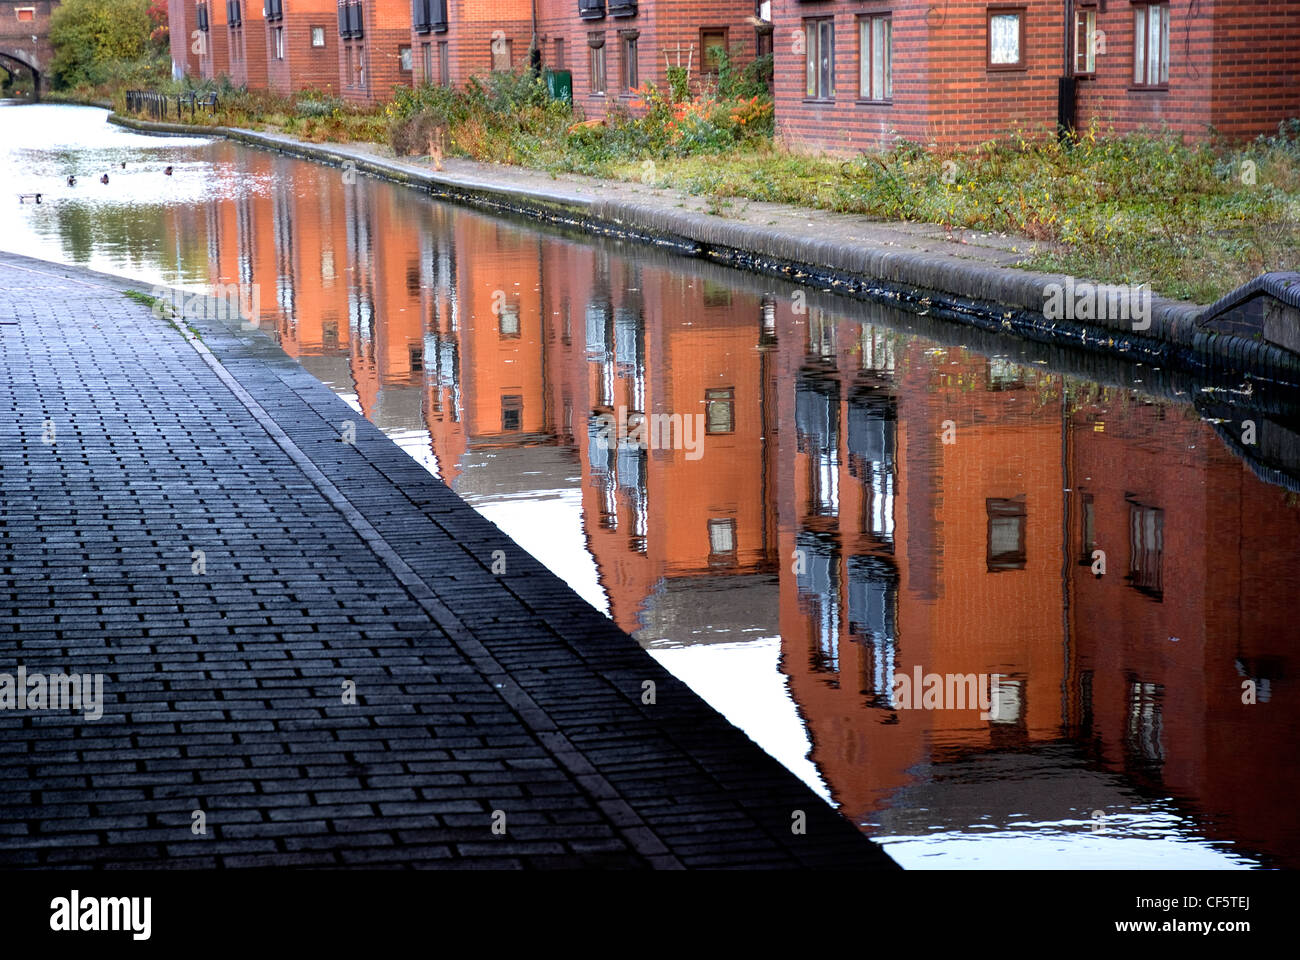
[197,0,231,81]
[167,0,202,79]
[409,1,532,89]
[775,0,1300,155]
[227,2,268,90]
[337,0,413,104]
[267,2,340,95]
[0,0,56,88]
[537,0,759,119]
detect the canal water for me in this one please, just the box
[3,103,1298,869]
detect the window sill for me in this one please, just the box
[987,64,1028,73]
[856,98,892,106]
[1127,85,1170,93]
[802,97,836,105]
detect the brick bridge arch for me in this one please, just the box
[0,47,43,96]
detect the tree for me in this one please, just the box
[49,0,152,88]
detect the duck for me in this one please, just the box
[163,166,173,176]
[100,174,109,184]
[119,161,126,169]
[17,193,42,204]
[66,175,76,186]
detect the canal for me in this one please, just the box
[3,103,1297,869]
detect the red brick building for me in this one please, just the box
[337,0,414,104]
[192,0,231,82]
[410,0,533,89]
[536,0,767,118]
[774,1,1300,154]
[263,0,338,94]
[224,0,267,90]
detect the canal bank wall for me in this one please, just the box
[107,112,1300,385]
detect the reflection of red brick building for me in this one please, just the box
[191,154,1300,864]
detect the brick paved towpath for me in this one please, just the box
[0,250,897,870]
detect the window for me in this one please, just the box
[705,387,735,434]
[311,26,326,48]
[501,395,524,432]
[588,34,606,95]
[986,497,1027,571]
[491,35,512,72]
[700,28,727,76]
[1133,2,1170,87]
[620,32,638,92]
[399,45,413,73]
[15,7,34,21]
[858,14,891,101]
[987,8,1025,70]
[422,42,432,81]
[553,37,566,70]
[438,41,450,85]
[1128,500,1164,598]
[274,26,284,60]
[1074,5,1098,75]
[804,18,834,99]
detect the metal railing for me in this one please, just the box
[124,90,220,122]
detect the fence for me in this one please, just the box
[124,91,221,123]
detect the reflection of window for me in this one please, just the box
[1128,499,1164,598]
[311,26,326,48]
[796,533,840,675]
[987,497,1027,571]
[987,8,1025,70]
[705,387,735,434]
[1074,5,1098,75]
[1126,680,1165,763]
[409,346,424,372]
[708,518,736,561]
[701,281,732,308]
[804,18,834,99]
[987,357,1025,390]
[498,305,520,337]
[1133,2,1170,87]
[501,395,523,432]
[1078,493,1096,565]
[858,14,892,101]
[848,555,897,708]
[322,319,339,350]
[988,676,1023,724]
